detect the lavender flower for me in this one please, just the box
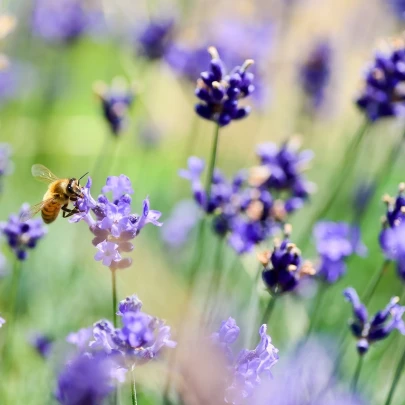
[344,287,405,354]
[30,333,53,358]
[356,36,405,121]
[32,0,103,44]
[0,317,5,327]
[66,327,93,350]
[260,226,315,295]
[388,0,405,20]
[195,47,254,126]
[117,294,142,316]
[93,78,135,136]
[161,199,201,248]
[71,176,161,270]
[55,354,114,405]
[0,204,47,260]
[136,18,175,61]
[299,40,331,109]
[212,319,278,404]
[313,221,367,283]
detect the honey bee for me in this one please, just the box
[21,164,88,224]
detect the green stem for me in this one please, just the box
[9,259,22,321]
[111,270,117,328]
[306,282,328,337]
[131,367,138,405]
[362,259,391,306]
[261,296,277,326]
[298,120,369,247]
[384,342,405,405]
[205,124,220,199]
[351,355,363,394]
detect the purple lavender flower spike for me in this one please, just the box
[0,317,5,327]
[55,354,114,405]
[72,174,161,270]
[117,294,143,316]
[29,334,53,358]
[314,221,367,283]
[356,37,405,122]
[136,18,175,61]
[299,39,331,109]
[94,79,135,136]
[195,47,255,127]
[66,327,93,350]
[388,0,405,20]
[0,204,47,260]
[260,226,315,295]
[344,287,405,355]
[212,319,279,405]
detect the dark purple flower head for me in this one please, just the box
[299,40,332,109]
[344,287,405,355]
[136,18,175,61]
[71,175,161,270]
[313,221,367,283]
[0,204,47,260]
[212,319,278,404]
[195,46,254,127]
[261,226,315,295]
[388,0,405,20]
[117,294,143,316]
[30,333,53,358]
[356,38,405,122]
[94,78,135,136]
[0,143,13,178]
[32,0,102,44]
[55,353,114,405]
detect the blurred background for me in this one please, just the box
[0,0,405,404]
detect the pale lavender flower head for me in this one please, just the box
[66,327,93,350]
[0,204,47,260]
[71,175,161,270]
[313,221,367,283]
[55,353,114,405]
[0,317,5,327]
[117,294,142,316]
[212,319,278,404]
[344,287,405,355]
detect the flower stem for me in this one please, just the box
[261,296,277,326]
[384,342,405,405]
[205,124,220,199]
[362,259,391,305]
[351,355,363,394]
[131,367,138,405]
[111,270,117,328]
[9,259,22,321]
[306,282,328,337]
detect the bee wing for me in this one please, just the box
[31,164,60,184]
[20,198,55,222]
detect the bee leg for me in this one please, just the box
[61,204,79,218]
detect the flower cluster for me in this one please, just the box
[0,204,47,260]
[344,287,405,355]
[68,294,176,369]
[180,139,314,254]
[30,333,53,358]
[70,175,162,270]
[259,226,315,295]
[93,78,135,136]
[195,47,254,126]
[313,221,367,283]
[356,37,405,122]
[32,0,102,44]
[379,183,405,280]
[212,318,279,404]
[55,353,115,405]
[136,18,175,61]
[299,39,332,109]
[388,0,405,20]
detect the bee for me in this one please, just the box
[21,164,88,224]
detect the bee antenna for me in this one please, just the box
[78,171,89,183]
